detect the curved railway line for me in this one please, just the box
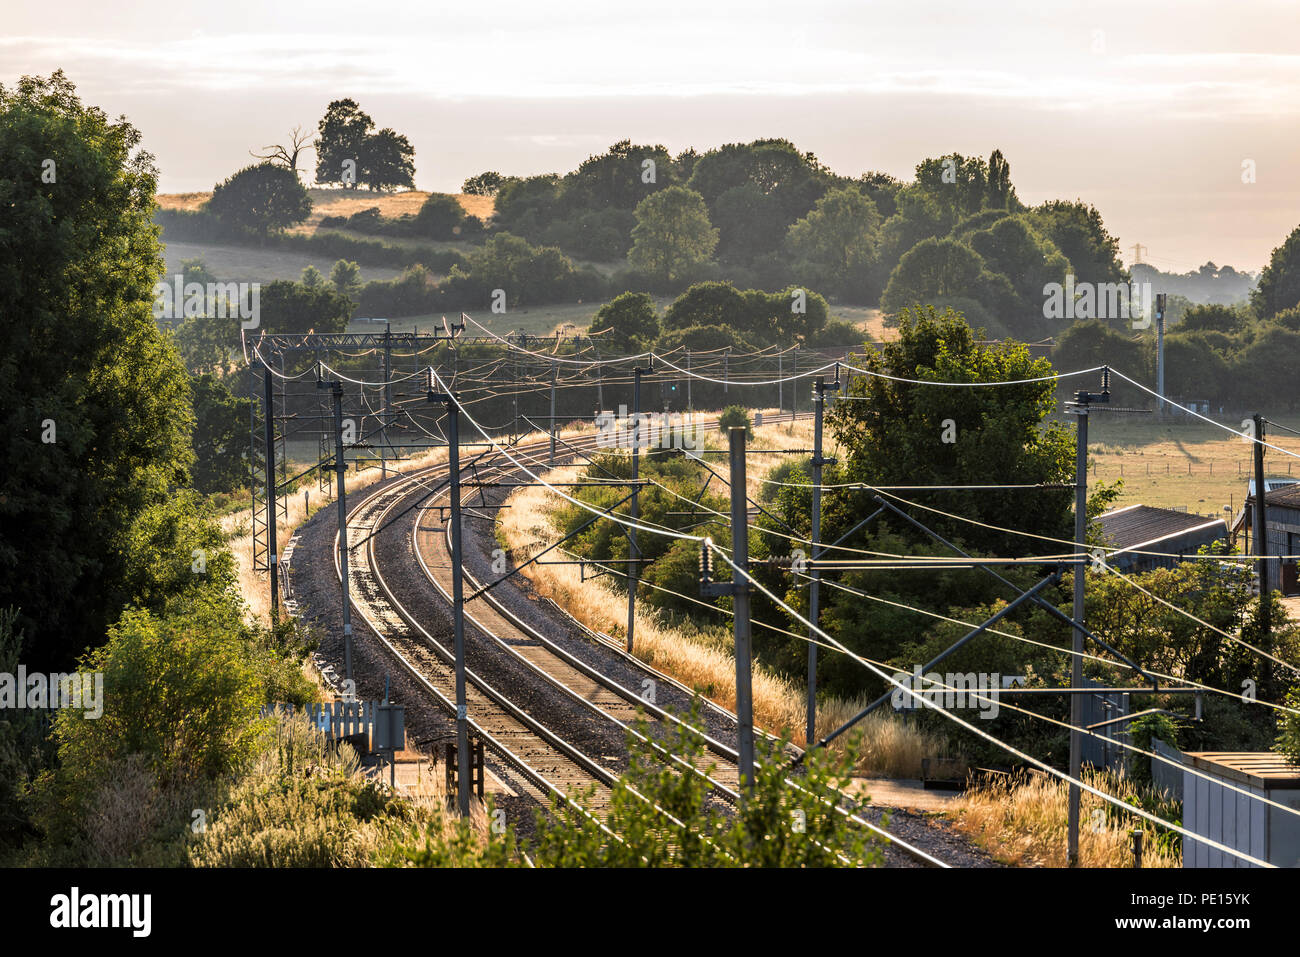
[299,414,960,865]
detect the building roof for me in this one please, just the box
[1246,483,1300,510]
[1096,504,1228,554]
[1184,751,1300,789]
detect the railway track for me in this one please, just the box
[322,412,950,864]
[335,435,622,821]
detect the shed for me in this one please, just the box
[1236,484,1300,595]
[1181,751,1300,868]
[1095,504,1229,574]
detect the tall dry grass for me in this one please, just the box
[498,419,953,777]
[951,769,1181,868]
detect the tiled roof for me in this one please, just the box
[1097,504,1228,552]
[1247,484,1300,510]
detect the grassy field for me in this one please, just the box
[1057,410,1300,516]
[163,239,404,286]
[158,189,488,286]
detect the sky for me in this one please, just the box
[4,0,1299,272]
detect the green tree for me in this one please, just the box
[315,98,374,189]
[628,186,718,287]
[358,128,416,192]
[1179,302,1247,334]
[827,305,1075,555]
[1025,201,1125,288]
[662,281,747,331]
[1252,224,1300,319]
[966,215,1070,315]
[589,292,659,353]
[718,405,753,439]
[260,279,353,334]
[191,374,250,495]
[413,193,467,240]
[786,185,883,300]
[880,238,1017,323]
[462,171,503,195]
[330,259,363,300]
[0,72,197,669]
[560,139,676,212]
[207,162,312,236]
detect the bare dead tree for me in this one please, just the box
[251,125,315,180]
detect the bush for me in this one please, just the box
[718,405,753,439]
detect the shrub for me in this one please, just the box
[718,405,753,439]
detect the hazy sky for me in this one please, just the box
[5,0,1299,271]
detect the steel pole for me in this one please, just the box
[549,360,557,466]
[730,426,755,794]
[1068,406,1088,866]
[806,376,825,745]
[1253,413,1270,645]
[446,398,471,815]
[332,383,354,684]
[627,368,642,653]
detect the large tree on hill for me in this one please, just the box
[315,98,374,188]
[359,128,416,192]
[0,72,197,668]
[628,186,718,287]
[1252,224,1300,319]
[206,162,312,236]
[462,171,503,196]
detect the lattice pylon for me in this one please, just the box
[250,360,271,572]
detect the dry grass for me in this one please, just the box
[950,769,1181,867]
[157,189,495,227]
[497,418,954,776]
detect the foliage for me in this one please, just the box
[628,186,718,288]
[259,278,354,334]
[329,259,363,300]
[589,291,659,353]
[718,405,753,439]
[527,706,886,867]
[462,171,503,195]
[828,305,1074,554]
[1252,224,1300,319]
[358,128,416,192]
[190,374,249,494]
[314,98,373,189]
[207,162,312,236]
[0,71,197,669]
[413,193,467,240]
[786,185,883,301]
